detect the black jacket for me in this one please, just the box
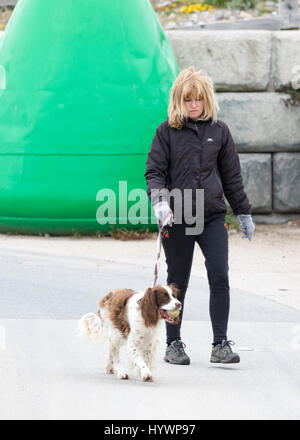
[144,117,251,222]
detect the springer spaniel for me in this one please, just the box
[79,284,181,382]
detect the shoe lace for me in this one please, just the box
[173,340,187,355]
[220,340,235,352]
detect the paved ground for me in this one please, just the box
[1,246,300,420]
[1,222,299,311]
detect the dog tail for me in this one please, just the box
[78,312,103,343]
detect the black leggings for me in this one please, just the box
[161,214,230,344]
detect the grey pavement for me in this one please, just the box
[0,247,300,420]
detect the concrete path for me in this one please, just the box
[1,247,300,420]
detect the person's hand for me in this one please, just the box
[237,214,255,241]
[154,201,174,226]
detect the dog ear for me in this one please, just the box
[169,283,181,299]
[138,287,160,327]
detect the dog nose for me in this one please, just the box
[175,302,181,309]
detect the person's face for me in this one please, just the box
[184,96,204,120]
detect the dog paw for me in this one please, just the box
[142,373,154,382]
[106,367,114,375]
[118,372,129,380]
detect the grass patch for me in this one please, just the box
[225,211,240,230]
[2,227,155,240]
[151,0,265,12]
[93,226,155,240]
[226,0,260,10]
[279,85,300,108]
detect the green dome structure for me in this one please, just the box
[0,0,179,234]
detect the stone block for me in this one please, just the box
[239,153,272,213]
[166,30,272,91]
[273,31,300,90]
[217,92,300,152]
[273,153,300,213]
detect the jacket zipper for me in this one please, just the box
[194,123,202,188]
[194,123,201,142]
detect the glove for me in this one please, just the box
[154,201,174,226]
[237,214,255,241]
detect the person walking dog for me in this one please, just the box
[144,66,255,365]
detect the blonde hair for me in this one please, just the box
[167,66,219,130]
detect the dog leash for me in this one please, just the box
[152,213,173,287]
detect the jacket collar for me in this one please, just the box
[183,116,212,131]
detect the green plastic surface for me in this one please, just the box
[0,0,179,234]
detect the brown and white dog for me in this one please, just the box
[78,284,181,382]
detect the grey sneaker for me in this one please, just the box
[210,340,240,364]
[164,339,190,365]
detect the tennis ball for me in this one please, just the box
[167,309,180,318]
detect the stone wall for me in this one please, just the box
[166,30,300,223]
